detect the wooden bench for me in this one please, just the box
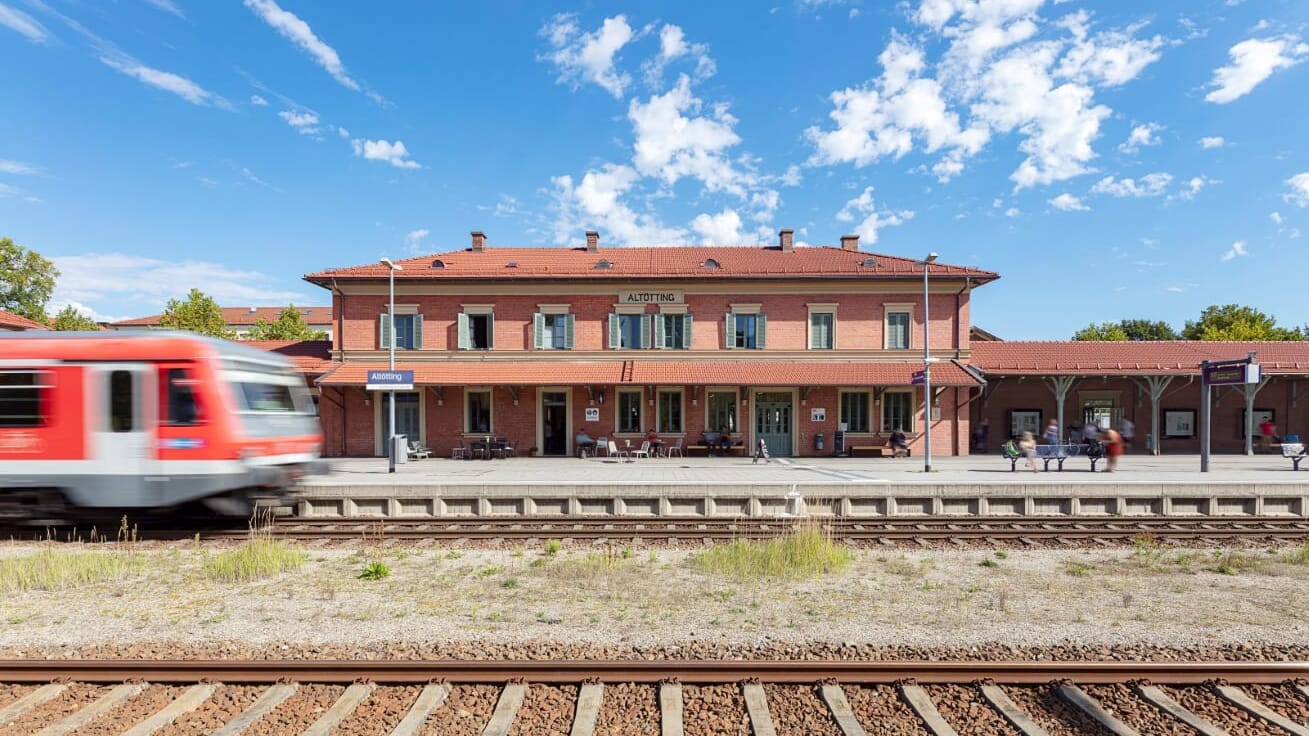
[686,444,709,457]
[1282,442,1306,470]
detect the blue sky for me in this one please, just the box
[2,0,1307,338]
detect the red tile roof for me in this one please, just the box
[972,341,1309,375]
[0,310,48,331]
[305,245,998,284]
[243,340,334,374]
[113,306,332,327]
[316,360,980,387]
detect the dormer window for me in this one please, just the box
[431,259,445,269]
[702,258,720,269]
[506,262,518,268]
[861,257,878,268]
[594,259,612,270]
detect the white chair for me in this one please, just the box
[451,441,467,460]
[631,441,652,459]
[595,437,610,456]
[407,441,431,460]
[665,437,684,458]
[607,440,628,460]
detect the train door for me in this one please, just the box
[90,365,155,495]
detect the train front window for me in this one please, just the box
[0,371,49,428]
[234,382,297,412]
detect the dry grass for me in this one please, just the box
[692,526,854,580]
[201,510,306,583]
[0,548,140,593]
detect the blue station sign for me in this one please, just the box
[366,370,415,391]
[910,370,926,385]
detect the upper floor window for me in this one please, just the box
[810,313,834,350]
[656,314,692,349]
[726,312,766,349]
[609,313,650,349]
[885,309,911,350]
[458,313,493,350]
[534,313,575,350]
[380,312,423,350]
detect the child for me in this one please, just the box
[1018,431,1039,472]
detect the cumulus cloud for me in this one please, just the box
[1221,240,1248,261]
[539,13,638,98]
[642,23,715,87]
[1091,172,1173,197]
[806,7,1163,189]
[244,0,368,95]
[278,109,320,134]
[404,228,430,255]
[1199,136,1225,148]
[1205,36,1309,104]
[690,209,744,244]
[629,75,746,195]
[1048,192,1089,211]
[1270,211,1283,225]
[1118,122,1163,153]
[100,54,231,109]
[0,3,50,43]
[835,186,913,244]
[351,138,421,169]
[1175,175,1216,200]
[550,164,687,245]
[1284,172,1309,207]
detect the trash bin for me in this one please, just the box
[815,433,825,451]
[1144,433,1153,453]
[393,434,409,464]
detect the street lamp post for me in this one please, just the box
[380,257,403,473]
[920,252,938,473]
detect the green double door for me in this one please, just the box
[754,392,792,457]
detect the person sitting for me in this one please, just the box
[645,428,664,455]
[574,429,595,458]
[716,425,734,454]
[888,428,909,457]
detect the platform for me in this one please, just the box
[292,454,1309,519]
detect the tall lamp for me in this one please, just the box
[380,257,403,473]
[920,252,938,473]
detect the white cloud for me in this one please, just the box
[351,138,421,169]
[1175,175,1215,200]
[690,209,744,244]
[196,176,218,187]
[250,94,268,106]
[540,14,637,99]
[1284,172,1309,207]
[549,164,687,245]
[0,183,19,197]
[336,127,349,138]
[1205,36,1309,104]
[404,228,430,255]
[239,167,280,192]
[779,165,802,187]
[1056,10,1165,87]
[1270,211,1283,225]
[1118,122,1162,153]
[0,3,50,43]
[629,75,747,195]
[1221,240,1248,261]
[0,159,38,175]
[244,0,363,92]
[1199,136,1225,148]
[1091,172,1173,197]
[642,23,715,87]
[835,186,913,243]
[50,252,307,312]
[1004,207,1021,217]
[44,299,126,324]
[143,0,185,18]
[1048,192,1089,211]
[100,55,231,108]
[278,109,319,134]
[477,194,520,218]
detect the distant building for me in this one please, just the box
[0,309,48,331]
[112,306,333,340]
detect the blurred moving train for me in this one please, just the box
[0,331,326,520]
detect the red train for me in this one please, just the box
[0,331,326,520]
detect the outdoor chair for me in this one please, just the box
[501,439,516,458]
[407,441,431,460]
[451,440,467,460]
[665,437,684,458]
[595,437,609,456]
[631,440,652,459]
[606,440,628,460]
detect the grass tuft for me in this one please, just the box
[203,538,306,582]
[0,548,140,593]
[692,526,853,581]
[357,562,391,581]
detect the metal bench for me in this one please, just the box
[1283,442,1306,470]
[1003,443,1103,472]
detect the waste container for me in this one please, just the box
[393,434,409,464]
[815,433,825,451]
[833,430,846,456]
[1144,433,1152,453]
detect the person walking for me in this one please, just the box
[1018,431,1039,472]
[1120,417,1135,451]
[1259,418,1277,453]
[1103,426,1123,472]
[1044,419,1060,446]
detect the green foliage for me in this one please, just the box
[0,236,58,324]
[357,562,391,580]
[246,304,328,341]
[1282,541,1309,565]
[0,548,139,592]
[1062,560,1094,577]
[978,558,998,568]
[543,539,562,557]
[160,288,234,338]
[692,527,854,580]
[50,305,100,331]
[1072,322,1129,341]
[202,539,306,582]
[1073,319,1179,341]
[1181,304,1303,341]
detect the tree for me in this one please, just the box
[0,237,58,324]
[159,288,234,339]
[50,305,100,331]
[1181,304,1304,341]
[1072,322,1129,341]
[1117,319,1179,341]
[246,305,328,341]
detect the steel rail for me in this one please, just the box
[0,659,1305,685]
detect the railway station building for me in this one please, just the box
[302,231,1309,459]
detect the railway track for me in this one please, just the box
[1,659,1306,734]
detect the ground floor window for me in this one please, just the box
[882,391,913,433]
[657,389,683,433]
[617,389,642,433]
[840,391,870,433]
[707,391,737,433]
[466,389,492,433]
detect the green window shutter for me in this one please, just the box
[532,313,545,350]
[756,313,767,350]
[653,314,665,349]
[608,313,620,349]
[486,314,495,349]
[565,314,575,349]
[724,312,735,350]
[413,314,423,350]
[457,314,469,350]
[640,314,651,349]
[682,315,693,349]
[379,314,392,349]
[809,314,818,349]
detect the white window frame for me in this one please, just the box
[884,303,914,350]
[881,389,915,433]
[615,388,644,436]
[705,389,739,433]
[808,303,838,350]
[838,389,872,434]
[463,386,494,436]
[656,387,685,435]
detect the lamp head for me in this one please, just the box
[379,257,403,271]
[924,252,939,264]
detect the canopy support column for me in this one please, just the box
[1043,376,1079,441]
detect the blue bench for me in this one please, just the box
[1002,443,1104,472]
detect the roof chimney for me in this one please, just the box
[840,234,860,251]
[585,230,600,253]
[779,229,794,253]
[471,231,486,252]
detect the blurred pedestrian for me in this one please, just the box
[1259,417,1277,453]
[1018,431,1039,472]
[1044,418,1060,446]
[1082,420,1100,444]
[1103,426,1123,472]
[1120,417,1135,451]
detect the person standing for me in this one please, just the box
[1103,426,1123,472]
[1259,417,1277,453]
[1082,420,1100,444]
[1120,417,1135,451]
[1044,419,1060,446]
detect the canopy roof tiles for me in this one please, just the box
[972,341,1309,375]
[305,245,998,284]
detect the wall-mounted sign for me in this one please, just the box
[619,290,683,304]
[810,407,826,422]
[366,370,414,391]
[584,407,600,422]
